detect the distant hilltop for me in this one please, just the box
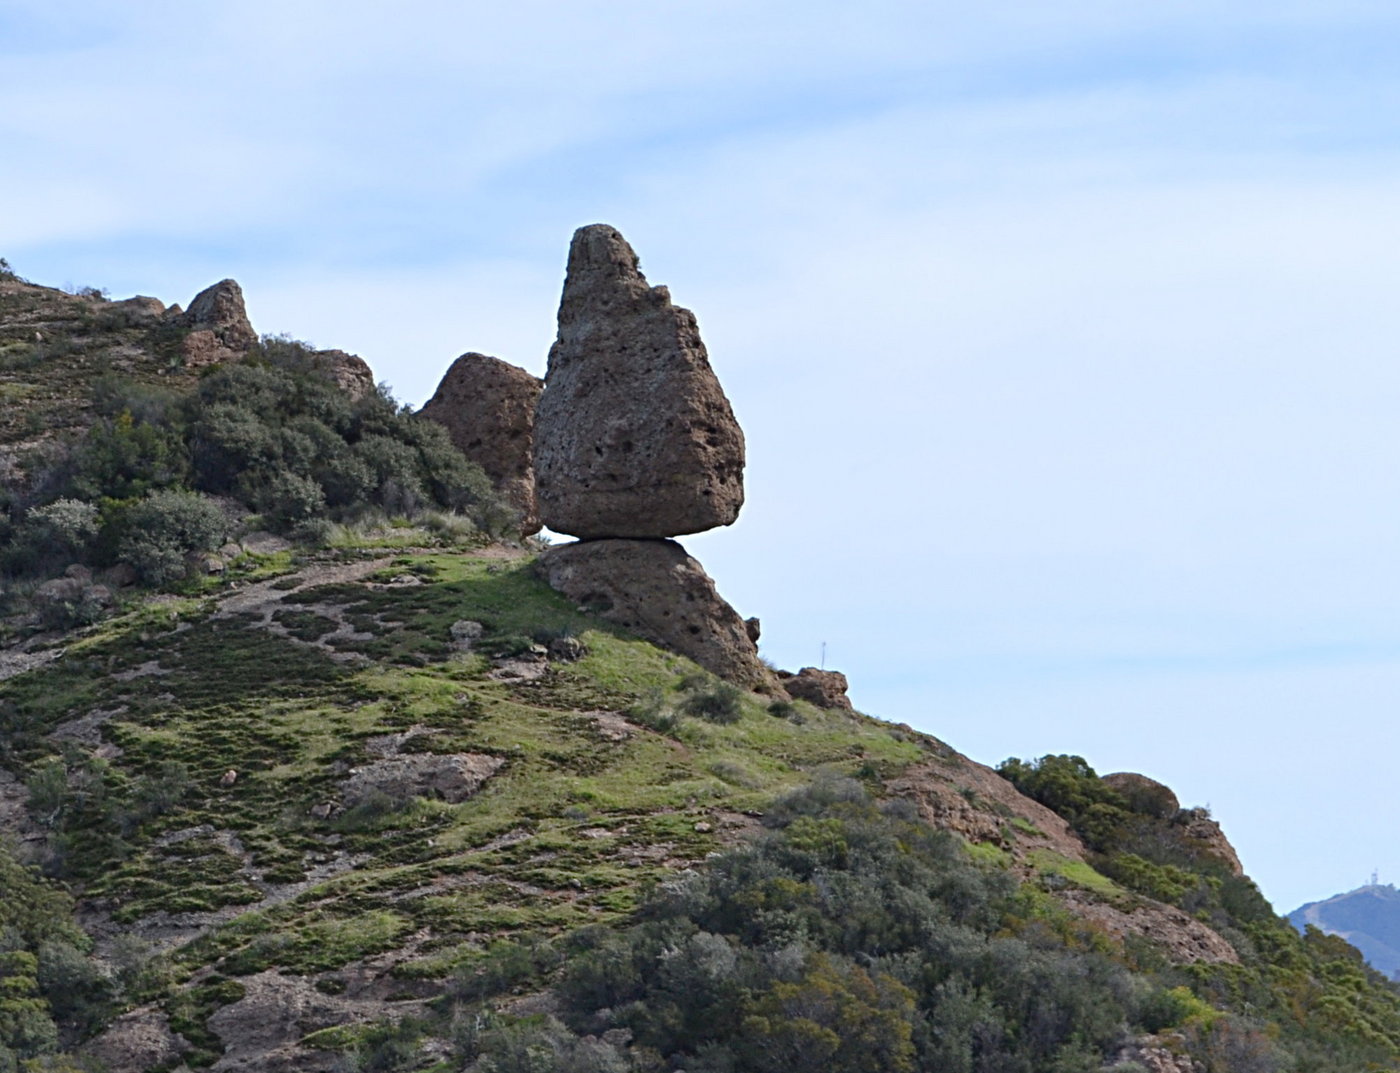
[1290,883,1400,979]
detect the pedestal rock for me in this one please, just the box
[420,353,543,534]
[534,224,745,539]
[537,539,772,690]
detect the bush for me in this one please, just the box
[4,500,99,576]
[112,489,228,585]
[679,680,743,724]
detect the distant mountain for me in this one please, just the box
[1290,884,1400,979]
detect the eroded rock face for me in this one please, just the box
[178,279,257,367]
[534,225,745,539]
[420,353,542,534]
[781,667,853,711]
[537,539,772,690]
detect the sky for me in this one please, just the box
[5,0,1400,914]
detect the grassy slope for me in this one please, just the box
[2,539,935,1065]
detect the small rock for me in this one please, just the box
[693,821,712,833]
[310,802,333,819]
[64,563,93,582]
[449,620,484,651]
[744,617,761,644]
[219,770,238,787]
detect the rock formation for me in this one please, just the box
[177,279,258,367]
[530,225,769,689]
[780,667,853,710]
[420,353,542,534]
[533,224,745,539]
[308,348,375,401]
[537,539,772,690]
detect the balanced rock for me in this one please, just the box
[178,279,257,367]
[537,539,772,690]
[420,353,542,534]
[534,225,745,539]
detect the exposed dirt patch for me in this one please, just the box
[1059,889,1239,965]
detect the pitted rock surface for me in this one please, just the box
[534,224,745,538]
[537,538,771,690]
[420,352,542,533]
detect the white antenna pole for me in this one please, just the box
[820,641,826,670]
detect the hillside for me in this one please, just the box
[3,246,1400,1073]
[1291,885,1400,981]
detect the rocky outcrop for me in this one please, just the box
[81,1007,189,1073]
[533,225,745,539]
[420,353,542,533]
[1177,807,1244,877]
[309,348,375,400]
[536,539,773,690]
[887,754,1088,864]
[1111,1034,1201,1072]
[780,667,853,710]
[341,753,504,807]
[178,279,257,367]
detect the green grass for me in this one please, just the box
[0,539,940,1063]
[1027,849,1125,899]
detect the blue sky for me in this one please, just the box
[6,0,1400,913]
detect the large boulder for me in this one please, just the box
[534,225,745,539]
[537,538,772,690]
[780,667,853,711]
[178,279,257,367]
[419,353,542,534]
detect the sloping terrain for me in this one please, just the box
[1292,885,1400,980]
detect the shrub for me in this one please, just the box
[679,680,743,724]
[112,489,227,585]
[5,499,99,575]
